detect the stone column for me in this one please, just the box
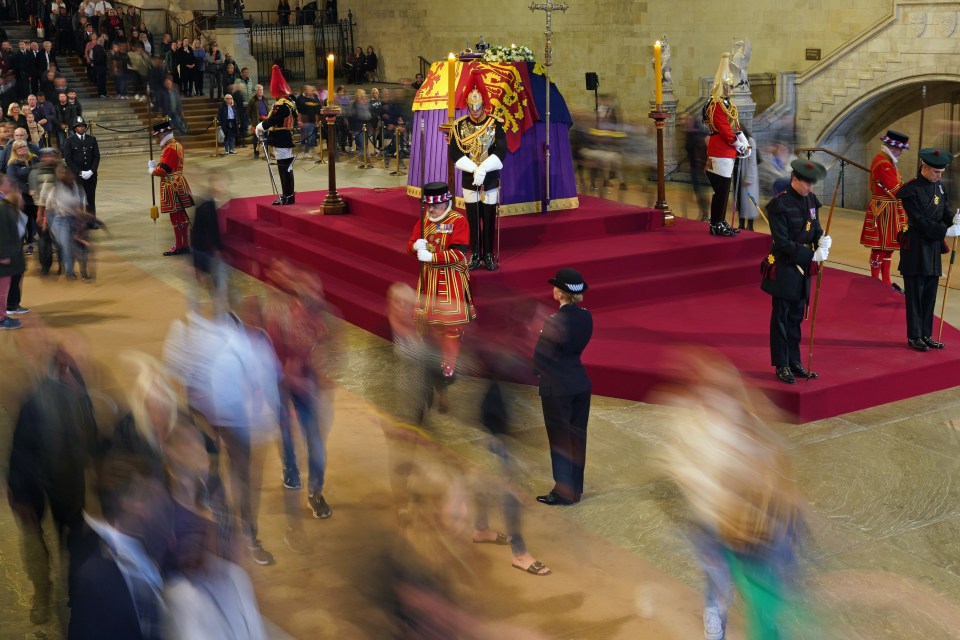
[213,24,257,81]
[731,88,756,136]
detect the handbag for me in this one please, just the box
[217,128,225,144]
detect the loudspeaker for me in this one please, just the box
[585,72,598,91]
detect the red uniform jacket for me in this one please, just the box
[705,97,739,159]
[407,209,476,325]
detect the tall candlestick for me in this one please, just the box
[447,53,456,120]
[654,41,662,107]
[327,54,335,107]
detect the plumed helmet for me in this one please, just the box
[269,64,291,99]
[466,88,485,117]
[710,52,735,100]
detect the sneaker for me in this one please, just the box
[24,244,33,255]
[0,317,22,329]
[283,527,312,554]
[703,607,724,640]
[6,305,29,315]
[308,492,332,519]
[248,539,275,565]
[282,467,301,490]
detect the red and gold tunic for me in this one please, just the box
[152,139,194,218]
[704,97,740,160]
[407,210,476,326]
[860,150,907,250]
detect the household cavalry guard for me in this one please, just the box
[256,64,298,205]
[449,87,506,271]
[703,52,750,238]
[860,130,910,291]
[148,118,194,256]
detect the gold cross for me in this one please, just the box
[529,0,569,67]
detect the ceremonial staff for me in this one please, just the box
[744,192,770,227]
[938,208,960,342]
[147,85,158,222]
[806,172,842,378]
[529,0,568,213]
[916,85,927,174]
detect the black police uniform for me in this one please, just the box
[898,174,952,344]
[533,302,593,504]
[763,185,824,370]
[61,126,100,214]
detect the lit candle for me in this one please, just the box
[447,53,456,120]
[654,41,662,107]
[327,54,335,107]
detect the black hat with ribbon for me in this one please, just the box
[549,268,588,294]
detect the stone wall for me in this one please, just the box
[225,0,893,121]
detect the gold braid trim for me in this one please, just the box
[452,116,495,164]
[705,98,739,135]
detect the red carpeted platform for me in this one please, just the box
[221,187,960,423]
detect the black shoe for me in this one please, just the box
[162,247,190,256]
[720,220,740,234]
[483,253,497,271]
[709,223,737,237]
[272,197,285,205]
[908,338,930,352]
[922,336,945,349]
[892,283,905,295]
[468,254,481,271]
[789,364,819,379]
[775,366,796,384]
[282,194,296,205]
[536,491,574,506]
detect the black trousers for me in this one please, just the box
[277,156,294,199]
[770,296,805,367]
[6,271,21,309]
[79,175,97,214]
[706,170,731,226]
[465,201,497,257]
[541,391,591,501]
[904,275,938,340]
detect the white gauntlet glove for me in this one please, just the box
[817,235,832,250]
[255,122,264,138]
[416,249,433,262]
[147,160,156,175]
[412,238,427,251]
[454,156,478,174]
[813,247,829,263]
[80,170,93,180]
[472,169,486,186]
[953,209,960,225]
[946,224,960,238]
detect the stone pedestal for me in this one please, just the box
[731,89,756,136]
[213,26,257,81]
[649,90,679,172]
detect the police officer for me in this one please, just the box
[898,148,960,351]
[61,116,100,217]
[762,160,832,384]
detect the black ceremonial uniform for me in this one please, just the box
[898,175,952,341]
[264,96,297,204]
[449,113,506,270]
[62,130,101,214]
[763,185,824,368]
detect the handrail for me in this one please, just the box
[795,147,869,173]
[418,56,431,79]
[796,147,868,208]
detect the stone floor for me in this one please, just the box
[2,146,960,639]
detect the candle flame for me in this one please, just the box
[448,52,456,61]
[327,54,334,61]
[655,40,661,47]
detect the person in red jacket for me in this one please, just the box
[407,181,476,382]
[148,118,194,255]
[703,52,750,238]
[860,130,909,290]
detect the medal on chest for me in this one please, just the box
[935,195,940,205]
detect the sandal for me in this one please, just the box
[473,531,510,545]
[513,560,551,576]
